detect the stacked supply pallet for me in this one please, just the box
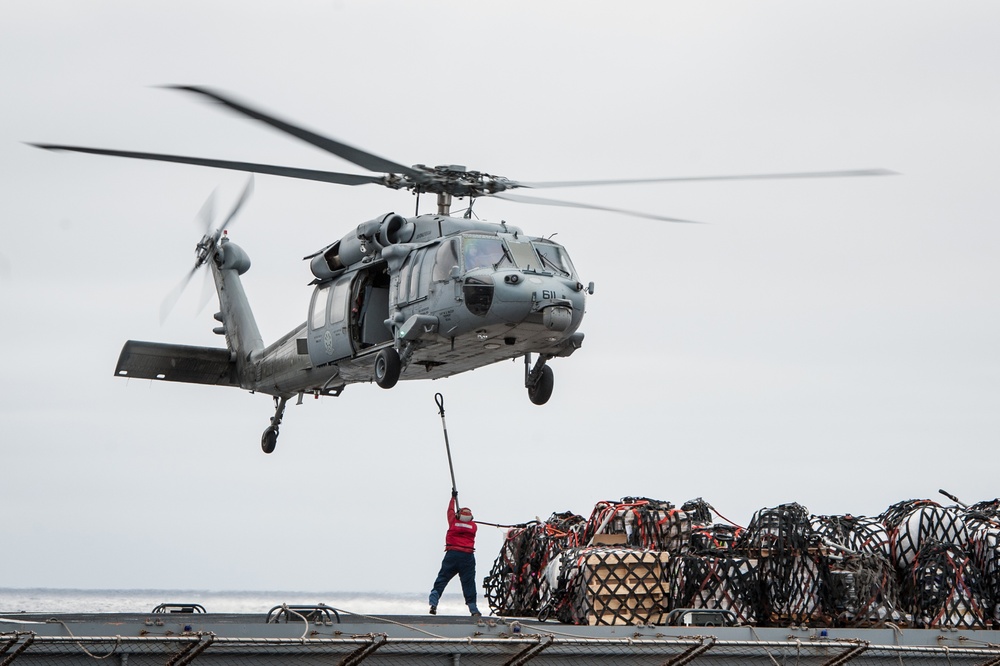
[540,546,671,625]
[968,503,1000,622]
[483,511,584,616]
[881,500,988,628]
[811,514,902,627]
[583,497,691,553]
[735,503,832,626]
[484,493,1000,630]
[668,554,760,625]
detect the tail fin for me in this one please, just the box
[210,237,264,385]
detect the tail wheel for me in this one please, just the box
[528,365,554,405]
[374,347,401,389]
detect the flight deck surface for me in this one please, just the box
[5,609,1000,664]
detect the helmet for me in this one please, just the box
[458,507,474,522]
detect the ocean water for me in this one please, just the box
[0,588,474,616]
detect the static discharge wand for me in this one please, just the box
[434,392,535,530]
[435,393,459,506]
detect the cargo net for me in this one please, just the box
[482,511,584,616]
[756,551,834,626]
[735,502,819,555]
[668,554,760,625]
[969,525,1000,622]
[731,503,835,625]
[969,498,1000,520]
[811,515,891,558]
[903,540,990,628]
[538,546,670,625]
[582,497,691,553]
[827,553,905,627]
[878,498,940,531]
[879,500,970,570]
[684,497,742,553]
[486,494,1000,629]
[690,524,742,553]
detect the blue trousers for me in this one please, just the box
[429,550,479,610]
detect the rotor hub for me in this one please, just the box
[402,164,515,199]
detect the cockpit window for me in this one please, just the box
[506,239,541,272]
[461,235,574,276]
[532,241,575,277]
[463,237,509,271]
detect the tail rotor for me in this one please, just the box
[159,176,254,323]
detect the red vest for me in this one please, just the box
[445,498,477,553]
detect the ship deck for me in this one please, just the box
[4,609,1000,664]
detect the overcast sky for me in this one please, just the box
[1,1,998,599]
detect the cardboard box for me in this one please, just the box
[592,533,628,546]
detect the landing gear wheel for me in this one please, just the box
[261,395,288,454]
[528,365,554,405]
[374,347,401,389]
[261,426,278,454]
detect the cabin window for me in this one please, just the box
[329,278,350,325]
[397,255,415,304]
[405,251,429,301]
[418,249,435,290]
[310,284,329,329]
[395,251,435,306]
[432,239,459,281]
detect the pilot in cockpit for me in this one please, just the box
[463,237,506,272]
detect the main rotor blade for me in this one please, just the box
[167,85,424,179]
[514,168,897,189]
[30,144,384,186]
[489,192,703,223]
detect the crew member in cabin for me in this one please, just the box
[428,490,481,616]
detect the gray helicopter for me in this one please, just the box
[32,86,892,453]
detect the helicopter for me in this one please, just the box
[32,86,892,453]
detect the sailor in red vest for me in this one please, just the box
[428,490,481,616]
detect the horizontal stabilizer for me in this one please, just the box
[115,340,238,387]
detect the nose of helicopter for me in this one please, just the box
[486,271,587,332]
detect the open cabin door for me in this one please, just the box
[307,264,392,367]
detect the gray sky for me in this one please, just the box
[1,1,998,595]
